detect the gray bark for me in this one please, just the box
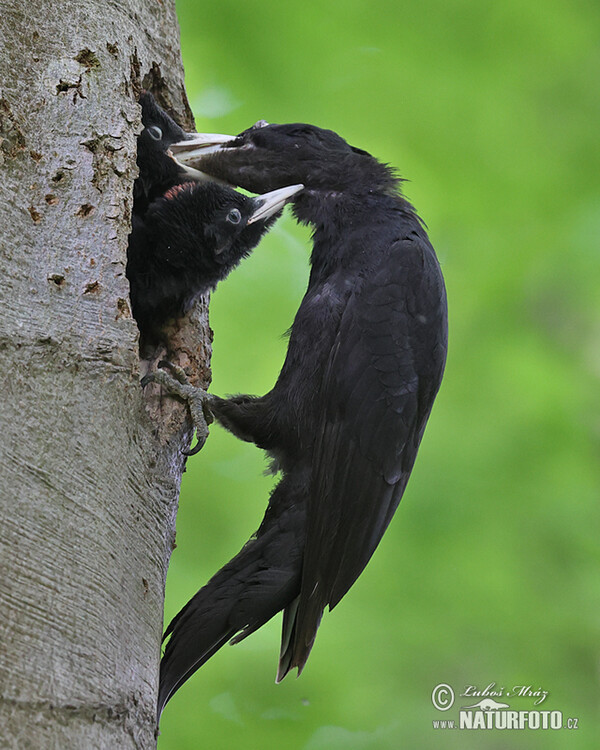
[0,1,209,747]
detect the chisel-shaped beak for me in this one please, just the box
[168,132,238,180]
[248,184,304,224]
[170,132,237,160]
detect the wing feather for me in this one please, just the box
[282,237,447,674]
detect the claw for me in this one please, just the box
[183,437,205,457]
[141,362,213,454]
[157,360,190,385]
[140,371,158,389]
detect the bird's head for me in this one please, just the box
[170,121,398,198]
[136,93,190,192]
[136,92,233,200]
[152,181,303,274]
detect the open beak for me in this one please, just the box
[171,132,237,161]
[168,132,237,181]
[248,184,304,224]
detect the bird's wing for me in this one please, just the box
[283,236,447,675]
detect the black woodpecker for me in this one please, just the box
[151,121,448,719]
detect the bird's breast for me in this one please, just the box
[274,273,355,402]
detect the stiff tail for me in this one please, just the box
[157,477,304,721]
[276,587,325,683]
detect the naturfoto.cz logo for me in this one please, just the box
[431,682,579,731]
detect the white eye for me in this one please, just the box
[226,208,242,224]
[147,125,162,141]
[253,120,269,129]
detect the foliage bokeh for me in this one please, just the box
[159,1,600,747]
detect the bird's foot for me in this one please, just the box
[141,360,214,455]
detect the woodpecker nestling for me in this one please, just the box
[150,121,448,719]
[128,180,302,341]
[133,91,220,214]
[127,94,302,342]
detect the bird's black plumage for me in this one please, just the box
[128,180,301,340]
[157,122,448,716]
[127,95,302,342]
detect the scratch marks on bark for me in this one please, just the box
[84,281,100,294]
[74,49,101,71]
[116,298,131,320]
[76,203,95,218]
[56,77,85,100]
[51,169,68,184]
[28,205,42,224]
[0,98,26,163]
[55,49,101,102]
[81,134,129,194]
[47,273,66,287]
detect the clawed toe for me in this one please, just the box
[157,360,190,385]
[142,362,213,454]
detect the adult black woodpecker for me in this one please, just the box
[151,122,448,718]
[128,94,303,343]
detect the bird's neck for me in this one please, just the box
[295,188,421,278]
[293,188,368,229]
[294,187,417,236]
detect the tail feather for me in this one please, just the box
[157,476,304,722]
[276,592,324,682]
[276,596,299,682]
[158,628,235,717]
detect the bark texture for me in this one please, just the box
[0,1,209,747]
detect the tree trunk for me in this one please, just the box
[0,2,208,747]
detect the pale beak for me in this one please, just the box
[248,184,304,224]
[170,132,237,161]
[168,132,238,180]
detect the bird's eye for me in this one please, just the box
[147,125,162,141]
[253,120,269,129]
[226,208,242,224]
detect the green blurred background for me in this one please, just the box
[159,1,600,747]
